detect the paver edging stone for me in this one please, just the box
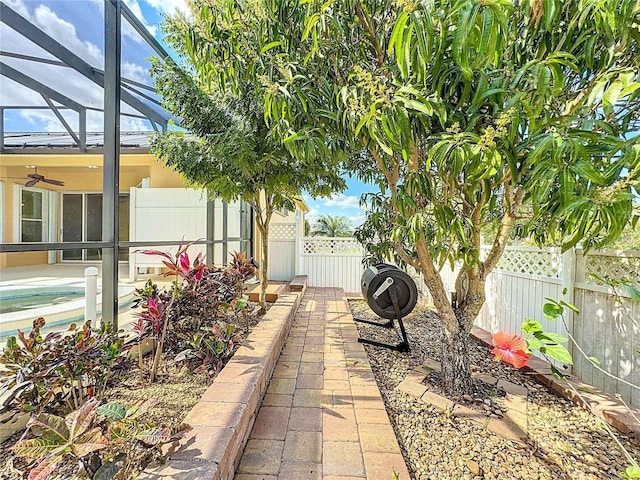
[140,280,307,480]
[470,326,640,439]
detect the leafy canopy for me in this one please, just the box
[255,0,640,263]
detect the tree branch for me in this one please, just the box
[354,2,384,68]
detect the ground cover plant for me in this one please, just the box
[0,248,260,480]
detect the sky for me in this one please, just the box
[1,0,371,228]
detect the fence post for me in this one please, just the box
[294,211,302,275]
[561,247,576,373]
[85,266,98,324]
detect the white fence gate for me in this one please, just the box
[267,223,296,281]
[297,237,364,292]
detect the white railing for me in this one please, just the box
[301,237,363,255]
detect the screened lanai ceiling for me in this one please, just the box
[0,0,175,152]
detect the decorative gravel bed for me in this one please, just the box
[349,299,640,480]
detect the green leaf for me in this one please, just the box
[526,337,543,352]
[559,300,580,314]
[534,331,568,345]
[521,319,542,334]
[543,302,564,320]
[93,454,126,480]
[260,41,283,54]
[98,403,127,420]
[588,356,601,366]
[31,414,69,443]
[540,344,573,365]
[622,465,640,479]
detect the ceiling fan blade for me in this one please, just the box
[25,179,39,187]
[27,173,43,180]
[42,178,65,186]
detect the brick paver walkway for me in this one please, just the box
[235,287,410,480]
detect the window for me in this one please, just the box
[21,189,44,242]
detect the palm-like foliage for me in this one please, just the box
[312,215,354,237]
[176,0,640,395]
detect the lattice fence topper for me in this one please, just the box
[303,237,363,254]
[270,223,296,240]
[489,248,561,278]
[584,252,640,289]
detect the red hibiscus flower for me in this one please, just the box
[491,331,531,369]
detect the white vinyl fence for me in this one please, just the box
[297,237,364,292]
[270,231,640,407]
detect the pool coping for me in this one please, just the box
[140,279,306,480]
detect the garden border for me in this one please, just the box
[471,326,640,440]
[140,278,306,480]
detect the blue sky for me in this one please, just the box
[2,0,371,227]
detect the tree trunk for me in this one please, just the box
[260,224,269,306]
[414,235,474,396]
[439,316,473,397]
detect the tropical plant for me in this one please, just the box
[181,0,640,396]
[136,242,205,382]
[0,319,129,414]
[229,251,257,284]
[174,321,238,374]
[132,245,259,382]
[94,398,190,480]
[148,29,346,306]
[495,295,640,478]
[312,214,354,237]
[12,398,108,480]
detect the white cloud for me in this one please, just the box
[347,214,367,227]
[4,0,29,18]
[143,0,190,15]
[323,194,360,210]
[122,61,151,84]
[33,5,103,66]
[123,0,158,39]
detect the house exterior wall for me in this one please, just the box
[0,152,184,269]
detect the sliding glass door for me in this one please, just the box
[62,193,129,261]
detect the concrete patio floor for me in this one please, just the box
[235,287,410,480]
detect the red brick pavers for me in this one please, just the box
[235,288,410,480]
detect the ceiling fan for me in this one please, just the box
[2,167,65,187]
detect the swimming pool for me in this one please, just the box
[0,287,85,314]
[0,283,134,343]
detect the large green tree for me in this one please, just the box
[178,0,640,395]
[149,18,346,306]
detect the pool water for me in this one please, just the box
[0,288,84,314]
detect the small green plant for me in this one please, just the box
[622,466,640,479]
[175,321,238,373]
[94,398,190,480]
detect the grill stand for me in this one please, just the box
[355,284,410,352]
